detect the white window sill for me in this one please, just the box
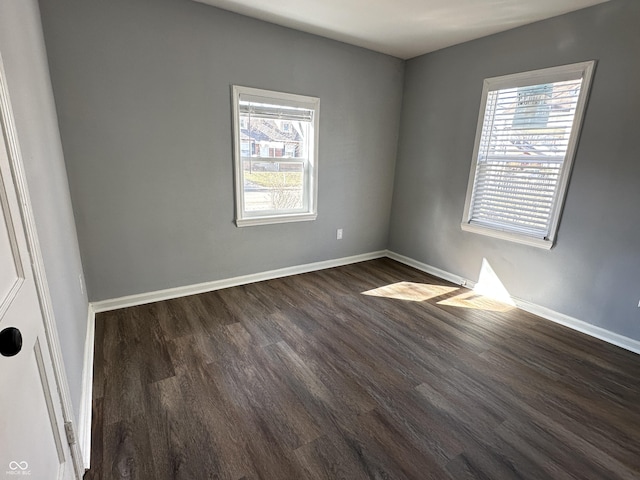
[236,212,317,227]
[461,223,554,250]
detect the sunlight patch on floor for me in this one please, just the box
[362,282,458,302]
[362,259,516,312]
[437,258,516,312]
[437,291,515,312]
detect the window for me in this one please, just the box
[232,85,319,227]
[461,61,595,249]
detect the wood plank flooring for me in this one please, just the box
[84,258,640,479]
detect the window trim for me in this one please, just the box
[232,85,319,227]
[461,61,596,249]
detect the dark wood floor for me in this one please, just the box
[85,258,640,480]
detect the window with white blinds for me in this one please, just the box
[462,62,595,249]
[232,86,319,227]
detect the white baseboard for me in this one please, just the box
[387,250,640,355]
[91,251,387,313]
[78,304,95,470]
[90,249,639,364]
[385,251,474,287]
[513,299,640,355]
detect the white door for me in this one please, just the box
[0,64,75,479]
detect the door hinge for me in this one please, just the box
[64,421,76,445]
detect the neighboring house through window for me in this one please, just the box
[232,86,319,227]
[461,61,596,248]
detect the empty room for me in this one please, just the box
[0,0,638,478]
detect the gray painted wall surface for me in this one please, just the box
[39,0,404,302]
[0,0,88,422]
[390,0,640,340]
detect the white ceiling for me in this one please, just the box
[193,0,609,59]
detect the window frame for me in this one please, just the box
[232,85,320,227]
[461,61,596,249]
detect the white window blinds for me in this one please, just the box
[462,62,595,248]
[239,99,314,122]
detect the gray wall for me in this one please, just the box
[390,0,640,340]
[0,0,88,422]
[39,0,404,302]
[38,0,639,345]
